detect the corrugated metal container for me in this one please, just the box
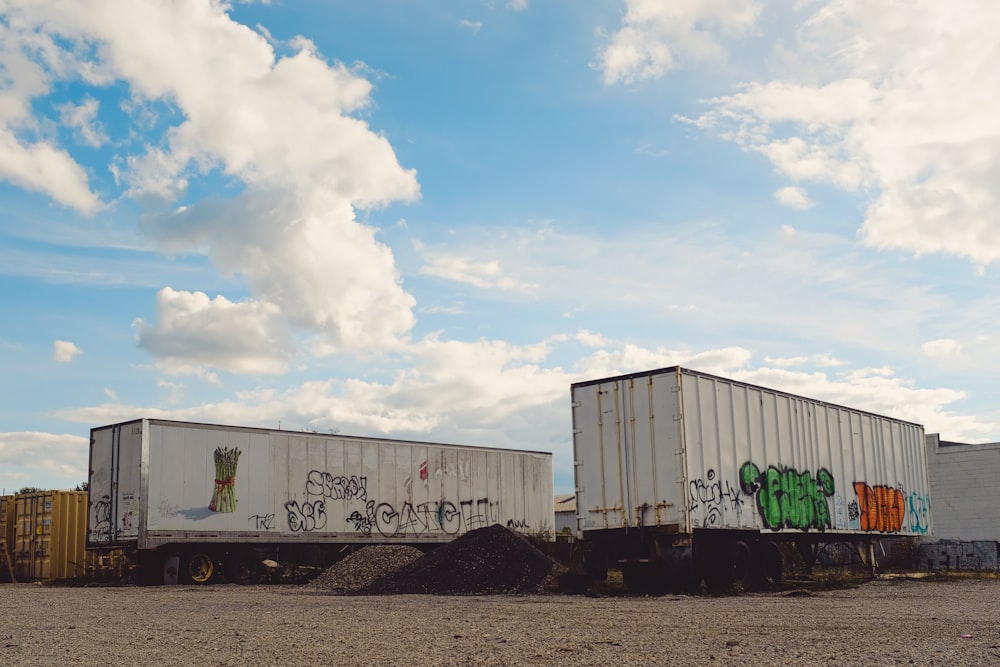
[13,491,88,581]
[1,495,14,568]
[88,419,553,550]
[1,494,13,547]
[572,366,930,537]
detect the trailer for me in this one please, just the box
[87,419,553,584]
[571,367,931,593]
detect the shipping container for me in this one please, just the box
[571,366,930,592]
[87,419,553,584]
[1,495,14,582]
[12,491,88,582]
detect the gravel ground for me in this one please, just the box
[1,578,999,666]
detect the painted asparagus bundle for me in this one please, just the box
[209,446,241,512]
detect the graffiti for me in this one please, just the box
[157,501,180,518]
[689,469,743,526]
[121,510,133,531]
[460,498,501,531]
[91,496,111,538]
[853,482,905,533]
[739,462,835,531]
[348,501,377,536]
[305,471,367,502]
[374,500,461,537]
[848,500,860,523]
[506,519,529,530]
[286,499,327,532]
[249,513,275,530]
[908,493,931,534]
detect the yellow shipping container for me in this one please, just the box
[13,491,88,582]
[1,495,14,582]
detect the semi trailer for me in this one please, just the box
[571,367,931,593]
[87,419,553,584]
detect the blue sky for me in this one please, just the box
[2,0,999,494]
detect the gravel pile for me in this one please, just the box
[360,524,563,595]
[309,545,424,592]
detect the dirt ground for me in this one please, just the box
[1,577,999,666]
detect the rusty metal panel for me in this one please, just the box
[13,491,88,581]
[572,366,930,538]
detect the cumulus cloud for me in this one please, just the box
[596,0,762,84]
[922,339,963,359]
[3,0,421,371]
[0,431,89,490]
[775,185,815,210]
[134,287,295,376]
[0,18,102,213]
[57,97,107,148]
[52,340,82,362]
[673,2,1000,265]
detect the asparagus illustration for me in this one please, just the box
[209,446,241,512]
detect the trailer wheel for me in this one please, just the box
[753,541,783,590]
[225,550,261,585]
[729,541,753,592]
[706,540,753,593]
[182,551,216,585]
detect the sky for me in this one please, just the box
[1,0,999,495]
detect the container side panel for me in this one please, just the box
[129,421,552,546]
[672,370,930,537]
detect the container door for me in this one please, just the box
[88,422,143,545]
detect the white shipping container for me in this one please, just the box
[88,420,553,550]
[572,367,931,538]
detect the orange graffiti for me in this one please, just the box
[853,482,906,532]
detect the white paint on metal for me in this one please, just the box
[573,367,930,538]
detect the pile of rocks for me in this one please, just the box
[359,524,563,595]
[309,545,424,592]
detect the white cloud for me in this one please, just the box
[134,287,295,375]
[420,255,536,292]
[775,186,814,209]
[508,0,528,11]
[459,19,483,33]
[52,340,82,362]
[0,431,89,490]
[5,1,421,361]
[57,97,107,148]
[0,128,102,213]
[922,338,963,359]
[596,0,762,85]
[53,337,999,491]
[0,16,102,213]
[673,2,1000,265]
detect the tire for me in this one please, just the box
[182,550,216,585]
[753,541,784,590]
[621,563,667,595]
[730,541,754,592]
[225,550,261,585]
[706,540,753,593]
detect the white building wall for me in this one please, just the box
[926,434,1000,541]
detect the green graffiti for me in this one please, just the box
[739,462,836,531]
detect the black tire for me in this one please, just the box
[181,550,216,585]
[753,541,784,590]
[225,550,261,585]
[706,540,753,593]
[730,541,754,592]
